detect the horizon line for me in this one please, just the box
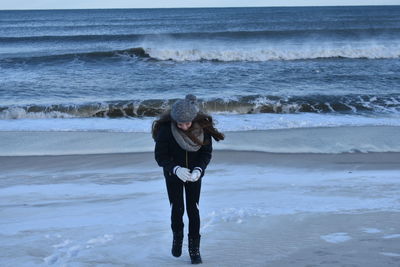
[1,4,399,11]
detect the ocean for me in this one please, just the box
[0,6,400,154]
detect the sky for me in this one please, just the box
[0,0,399,10]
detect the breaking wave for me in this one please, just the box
[2,44,399,65]
[143,45,400,61]
[1,94,399,119]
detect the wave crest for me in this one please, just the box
[0,48,149,64]
[144,45,400,61]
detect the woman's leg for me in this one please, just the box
[165,177,185,233]
[184,179,202,238]
[185,179,203,263]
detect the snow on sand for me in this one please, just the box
[1,151,400,266]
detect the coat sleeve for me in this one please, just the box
[194,132,213,172]
[154,124,175,173]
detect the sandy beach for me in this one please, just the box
[1,151,399,266]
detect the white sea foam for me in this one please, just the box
[144,43,400,61]
[1,113,400,155]
[0,125,399,156]
[0,107,74,119]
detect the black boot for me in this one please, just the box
[188,235,202,264]
[171,231,183,257]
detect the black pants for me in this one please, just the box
[165,175,202,238]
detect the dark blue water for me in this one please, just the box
[0,6,400,118]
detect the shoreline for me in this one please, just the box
[1,125,400,156]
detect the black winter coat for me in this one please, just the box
[154,122,212,178]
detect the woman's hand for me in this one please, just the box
[174,166,191,182]
[188,168,202,182]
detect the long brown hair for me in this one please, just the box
[151,110,225,145]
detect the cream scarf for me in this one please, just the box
[171,122,204,152]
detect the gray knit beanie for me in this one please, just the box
[171,94,199,123]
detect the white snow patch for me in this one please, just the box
[361,227,382,234]
[320,233,352,243]
[383,233,400,239]
[43,254,59,265]
[87,234,114,245]
[380,252,400,257]
[53,239,72,249]
[66,245,81,258]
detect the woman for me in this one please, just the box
[152,94,224,264]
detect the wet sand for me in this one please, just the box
[1,150,399,174]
